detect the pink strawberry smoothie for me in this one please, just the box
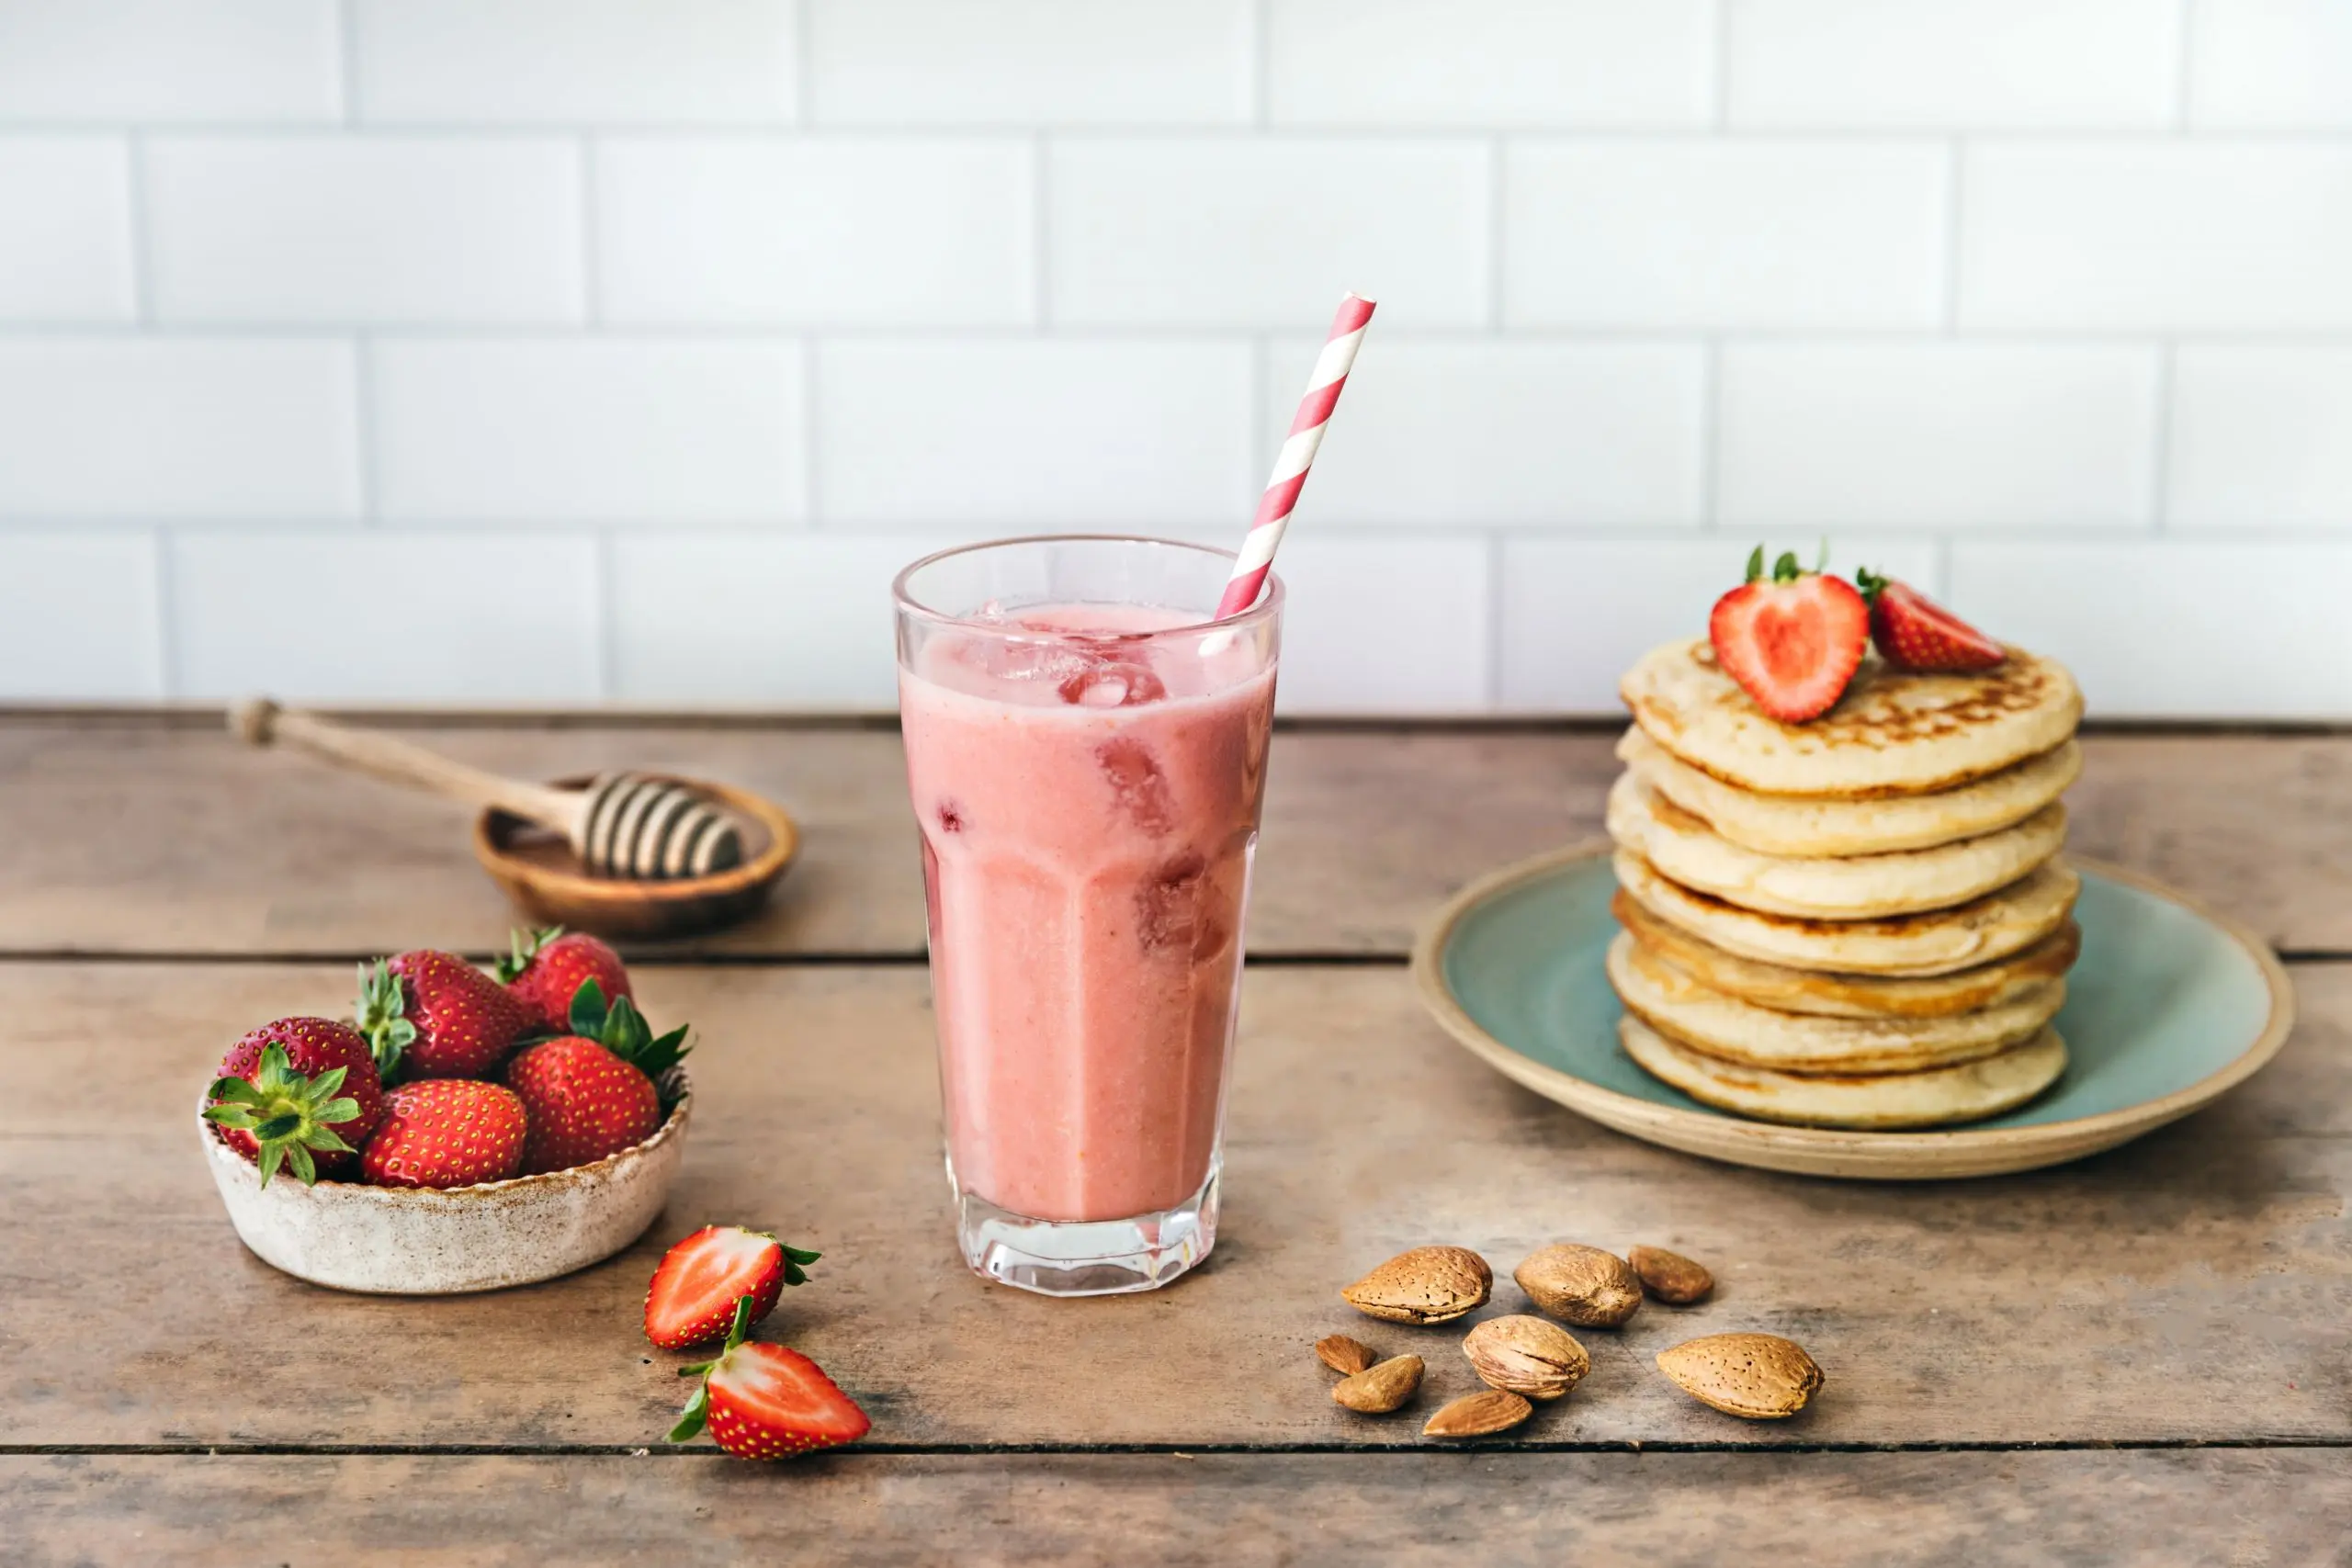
[899,604,1277,1224]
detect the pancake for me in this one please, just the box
[1621,637,2083,798]
[1614,850,2080,977]
[1613,890,2081,1019]
[1606,931,2063,1075]
[1608,771,2066,920]
[1618,727,2082,859]
[1620,1015,2068,1130]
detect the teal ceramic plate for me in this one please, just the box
[1412,844,2295,1179]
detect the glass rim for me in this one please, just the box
[890,533,1285,640]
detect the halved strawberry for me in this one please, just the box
[1856,569,2006,672]
[645,1224,820,1350]
[668,1297,870,1461]
[1709,547,1870,723]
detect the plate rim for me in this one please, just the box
[1409,841,2298,1173]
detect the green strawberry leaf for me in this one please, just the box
[665,1382,710,1444]
[494,925,565,985]
[354,960,416,1079]
[568,977,610,1040]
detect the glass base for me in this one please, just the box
[948,1156,1220,1297]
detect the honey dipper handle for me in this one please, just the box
[231,698,589,840]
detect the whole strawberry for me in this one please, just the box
[506,1038,660,1174]
[495,926,632,1036]
[204,1017,385,1186]
[360,1078,528,1189]
[668,1297,870,1461]
[504,979,691,1173]
[356,950,526,1080]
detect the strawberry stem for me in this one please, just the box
[353,959,417,1080]
[203,1044,362,1188]
[493,924,565,985]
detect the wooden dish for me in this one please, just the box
[473,774,799,941]
[201,1082,692,1294]
[1413,842,2296,1180]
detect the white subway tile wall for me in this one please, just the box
[0,2,2344,716]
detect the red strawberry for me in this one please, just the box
[1856,569,2006,673]
[668,1298,869,1461]
[494,926,632,1036]
[356,951,526,1080]
[1709,547,1871,723]
[505,1037,660,1174]
[645,1225,820,1351]
[204,1017,385,1187]
[360,1078,528,1189]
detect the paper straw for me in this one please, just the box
[1214,292,1376,620]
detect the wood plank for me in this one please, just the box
[5,717,2347,958]
[6,1450,2347,1567]
[3,961,2344,1449]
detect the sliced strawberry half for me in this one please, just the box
[668,1297,871,1461]
[1856,569,2006,672]
[645,1224,820,1350]
[1709,547,1871,723]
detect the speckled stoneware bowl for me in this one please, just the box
[199,1082,691,1294]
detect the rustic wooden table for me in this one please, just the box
[4,714,2348,1565]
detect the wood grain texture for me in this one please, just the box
[4,961,2343,1450]
[5,718,2346,958]
[6,1450,2348,1568]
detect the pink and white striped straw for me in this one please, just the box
[1213,292,1376,620]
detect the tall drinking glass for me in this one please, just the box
[893,536,1283,1296]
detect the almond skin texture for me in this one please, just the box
[1316,1334,1377,1376]
[1515,1244,1644,1328]
[1331,1355,1424,1414]
[1629,1246,1714,1305]
[1340,1246,1493,1325]
[1463,1314,1590,1401]
[1422,1389,1533,1439]
[1657,1333,1824,1420]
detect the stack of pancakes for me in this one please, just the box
[1604,637,2086,1130]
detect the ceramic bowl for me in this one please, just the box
[199,1081,692,1293]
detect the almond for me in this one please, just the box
[1421,1389,1533,1439]
[1340,1246,1493,1325]
[1656,1333,1823,1420]
[1331,1354,1424,1415]
[1628,1246,1713,1304]
[1462,1314,1589,1401]
[1316,1334,1377,1376]
[1514,1243,1643,1328]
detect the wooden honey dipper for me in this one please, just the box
[232,699,746,880]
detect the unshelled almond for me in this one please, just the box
[1421,1389,1533,1439]
[1628,1246,1713,1304]
[1316,1334,1377,1376]
[1656,1334,1823,1420]
[1514,1243,1643,1328]
[1462,1314,1589,1401]
[1340,1246,1492,1325]
[1331,1354,1424,1414]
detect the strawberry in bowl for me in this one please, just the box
[198,943,695,1294]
